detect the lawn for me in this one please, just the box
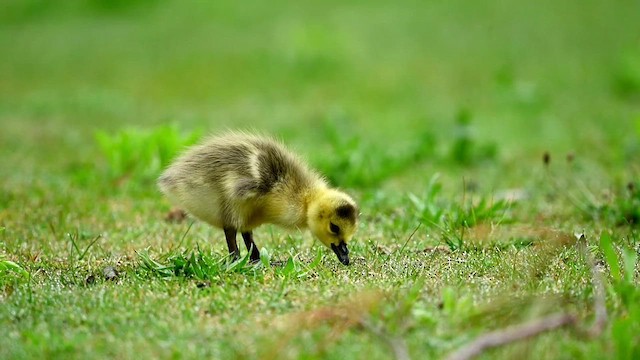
[1,0,640,359]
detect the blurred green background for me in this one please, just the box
[2,0,639,183]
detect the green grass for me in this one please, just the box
[1,0,640,359]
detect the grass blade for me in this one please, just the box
[599,233,621,282]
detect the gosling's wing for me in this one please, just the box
[231,141,290,199]
[232,176,265,199]
[161,132,310,201]
[233,135,321,202]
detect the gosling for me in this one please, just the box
[158,132,358,265]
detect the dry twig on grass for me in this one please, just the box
[359,318,410,360]
[579,234,608,338]
[445,234,608,360]
[445,313,577,360]
[587,265,607,337]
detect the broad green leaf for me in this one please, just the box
[622,247,637,284]
[599,233,621,282]
[0,260,29,278]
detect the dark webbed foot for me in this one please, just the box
[241,231,261,263]
[224,227,240,260]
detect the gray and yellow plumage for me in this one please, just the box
[158,132,358,265]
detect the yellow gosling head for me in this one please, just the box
[307,189,359,265]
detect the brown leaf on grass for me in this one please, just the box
[165,208,188,223]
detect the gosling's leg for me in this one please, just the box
[241,231,261,262]
[224,227,240,260]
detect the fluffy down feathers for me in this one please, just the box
[158,132,358,265]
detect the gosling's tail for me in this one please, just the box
[157,171,176,195]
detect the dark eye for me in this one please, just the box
[329,222,340,235]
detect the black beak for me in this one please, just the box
[331,241,350,265]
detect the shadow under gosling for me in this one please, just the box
[158,132,359,265]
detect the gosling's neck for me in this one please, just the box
[265,179,327,229]
[300,182,329,228]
